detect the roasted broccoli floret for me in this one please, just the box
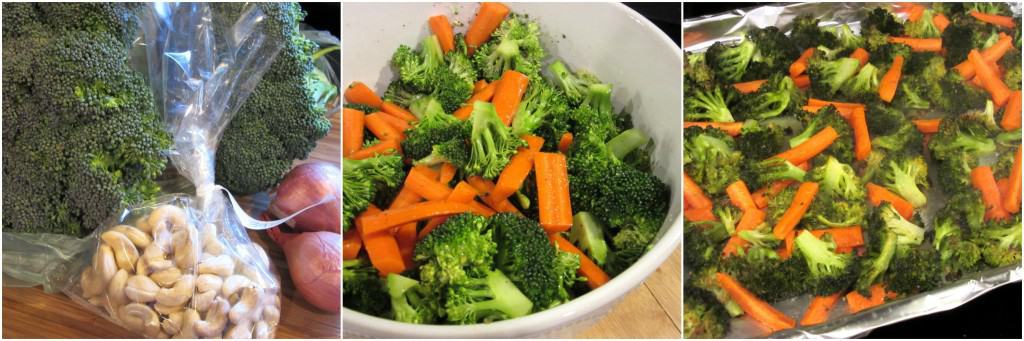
[929,111,998,161]
[932,208,982,280]
[684,126,744,194]
[930,73,990,115]
[444,269,534,324]
[877,202,926,246]
[734,73,801,121]
[705,38,756,83]
[790,106,855,163]
[744,158,807,190]
[789,14,839,51]
[885,245,942,295]
[838,63,880,102]
[387,273,440,324]
[794,230,859,295]
[684,286,730,339]
[685,82,736,123]
[808,57,861,97]
[736,121,788,162]
[744,26,800,80]
[905,9,942,38]
[941,13,993,67]
[491,213,578,310]
[974,215,1023,267]
[342,155,405,231]
[825,23,865,51]
[877,152,929,208]
[861,7,904,36]
[684,220,730,271]
[806,156,867,227]
[722,232,809,302]
[473,14,544,81]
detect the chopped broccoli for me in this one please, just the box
[402,97,470,161]
[463,101,526,178]
[974,215,1023,267]
[473,14,544,81]
[932,208,982,280]
[790,106,855,163]
[825,24,865,51]
[744,27,801,80]
[736,121,788,162]
[789,14,839,51]
[491,213,578,310]
[571,212,610,266]
[808,57,861,98]
[685,82,736,122]
[510,82,569,137]
[794,230,859,295]
[806,156,867,227]
[861,7,904,36]
[342,155,404,231]
[705,38,756,83]
[838,63,880,102]
[905,9,942,38]
[734,73,802,121]
[344,259,391,317]
[547,60,602,106]
[684,126,744,194]
[684,286,730,339]
[877,152,930,208]
[414,213,497,292]
[444,269,534,324]
[744,158,807,190]
[387,273,440,324]
[391,34,473,112]
[885,245,942,295]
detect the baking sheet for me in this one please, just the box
[682,2,1023,338]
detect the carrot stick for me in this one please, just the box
[685,207,718,222]
[473,79,489,93]
[792,74,811,89]
[437,163,457,185]
[395,222,417,269]
[429,15,455,53]
[347,139,401,160]
[684,121,744,136]
[906,4,926,22]
[465,2,511,55]
[726,180,757,212]
[879,55,904,102]
[850,48,870,67]
[998,177,1011,203]
[866,183,914,219]
[716,272,797,333]
[466,176,520,213]
[733,79,767,94]
[455,81,500,120]
[365,113,405,141]
[846,284,887,313]
[790,47,816,78]
[807,98,865,110]
[972,166,1011,220]
[752,180,795,209]
[492,135,543,203]
[722,209,767,257]
[492,70,530,126]
[551,234,609,289]
[803,104,856,120]
[771,126,840,165]
[969,49,1012,107]
[376,110,412,134]
[684,172,714,209]
[801,292,843,326]
[887,37,942,52]
[772,182,819,239]
[933,13,950,32]
[418,182,484,240]
[1001,91,1022,131]
[381,101,418,122]
[535,152,573,233]
[357,205,405,275]
[342,108,365,157]
[970,10,1017,29]
[1004,148,1022,214]
[343,229,362,260]
[345,81,383,109]
[778,229,796,260]
[809,226,865,249]
[359,201,491,236]
[558,132,574,154]
[850,107,871,161]
[912,119,942,134]
[954,34,1012,79]
[404,166,453,201]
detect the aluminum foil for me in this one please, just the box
[682,2,1024,338]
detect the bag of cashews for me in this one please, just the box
[65,4,292,338]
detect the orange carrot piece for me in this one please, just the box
[778,229,796,260]
[954,34,1013,79]
[473,79,489,93]
[466,176,520,213]
[772,126,840,165]
[381,101,418,122]
[866,183,914,219]
[850,107,871,161]
[365,113,405,141]
[455,81,500,120]
[345,81,383,108]
[552,234,609,289]
[342,108,365,157]
[465,2,511,55]
[347,139,401,160]
[492,70,530,126]
[395,222,417,269]
[558,132,574,154]
[684,121,744,136]
[807,98,865,111]
[359,201,491,236]
[429,15,455,53]
[404,167,453,201]
[492,135,544,203]
[790,47,816,78]
[752,180,795,209]
[792,74,811,89]
[906,4,926,22]
[685,206,717,222]
[972,166,1011,220]
[716,272,797,333]
[535,152,573,233]
[1004,148,1022,214]
[809,226,865,249]
[343,229,363,260]
[803,104,856,120]
[801,292,843,326]
[722,209,767,257]
[1001,91,1022,131]
[912,119,942,134]
[879,55,904,102]
[970,10,1017,29]
[726,180,758,212]
[684,172,714,209]
[417,182,483,240]
[933,13,950,32]
[376,110,412,134]
[772,182,819,239]
[846,284,887,313]
[357,205,405,275]
[969,49,1012,107]
[850,48,870,67]
[887,37,942,52]
[733,79,767,94]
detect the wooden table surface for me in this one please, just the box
[576,249,681,339]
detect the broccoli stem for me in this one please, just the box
[606,128,650,160]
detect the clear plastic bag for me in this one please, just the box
[64,3,286,338]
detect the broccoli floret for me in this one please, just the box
[930,73,990,115]
[929,112,997,161]
[491,213,577,310]
[684,126,743,194]
[414,213,497,292]
[1000,49,1022,91]
[808,57,861,97]
[837,63,880,102]
[343,155,405,231]
[444,269,534,324]
[861,7,904,36]
[789,14,839,51]
[878,152,929,208]
[806,156,867,227]
[877,202,926,246]
[885,245,942,295]
[685,83,736,122]
[213,3,333,195]
[868,43,911,69]
[383,79,427,108]
[767,186,797,224]
[461,101,526,178]
[974,216,1023,267]
[510,82,569,137]
[967,2,1013,16]
[473,14,544,81]
[744,27,800,80]
[684,286,730,339]
[391,34,473,112]
[744,158,807,190]
[685,51,717,89]
[344,259,391,317]
[856,228,897,292]
[705,38,756,83]
[946,189,988,230]
[825,24,865,51]
[865,101,909,137]
[387,273,440,324]
[571,83,622,141]
[571,212,610,266]
[905,9,942,38]
[794,230,859,295]
[722,236,809,302]
[941,13,992,67]
[933,3,967,17]
[547,60,602,106]
[932,208,982,280]
[736,121,788,161]
[894,75,932,111]
[401,97,470,161]
[734,73,801,121]
[790,106,855,163]
[684,221,730,271]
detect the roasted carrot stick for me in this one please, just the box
[357,205,405,275]
[684,172,714,209]
[954,34,1012,79]
[778,229,796,260]
[1001,91,1022,131]
[887,37,942,52]
[970,10,1017,29]
[558,132,574,154]
[933,13,950,32]
[807,98,865,110]
[772,182,819,239]
[733,79,767,94]
[343,108,365,157]
[801,292,843,326]
[343,229,362,260]
[552,234,609,289]
[969,49,1012,107]
[381,101,418,122]
[971,166,1010,221]
[685,206,718,222]
[879,55,904,102]
[790,48,816,78]
[684,121,744,136]
[492,70,530,126]
[772,126,840,165]
[465,2,511,55]
[454,81,500,120]
[866,183,914,219]
[345,81,383,108]
[846,284,887,313]
[752,180,795,209]
[722,209,767,257]
[359,201,491,236]
[792,74,811,89]
[1004,148,1022,214]
[365,113,405,141]
[347,139,401,160]
[809,226,865,249]
[716,272,797,333]
[912,119,942,134]
[535,152,573,233]
[726,180,757,212]
[850,107,871,161]
[429,15,455,53]
[803,104,856,120]
[850,48,870,67]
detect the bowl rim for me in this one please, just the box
[343,2,683,337]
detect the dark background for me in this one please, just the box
[299,2,340,37]
[684,3,1023,339]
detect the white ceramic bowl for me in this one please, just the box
[342,3,682,338]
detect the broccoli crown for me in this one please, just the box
[789,15,839,51]
[571,83,623,141]
[808,57,861,98]
[685,82,736,123]
[736,121,788,162]
[767,186,798,224]
[387,273,441,324]
[868,43,911,68]
[885,245,942,295]
[414,213,497,291]
[974,216,1023,267]
[861,7,904,36]
[838,63,880,102]
[873,120,924,154]
[826,24,866,51]
[547,60,602,106]
[744,158,807,190]
[932,73,990,115]
[928,113,997,161]
[342,155,405,231]
[683,221,729,271]
[684,126,743,194]
[878,152,930,208]
[383,79,427,108]
[722,244,809,302]
[391,34,473,112]
[402,97,470,161]
[344,259,391,318]
[491,213,575,310]
[794,230,859,295]
[905,9,942,38]
[856,228,896,293]
[744,27,800,80]
[444,269,534,324]
[1000,48,1022,91]
[464,101,525,178]
[791,106,855,163]
[473,14,545,81]
[932,208,982,280]
[212,3,332,195]
[510,81,569,137]
[734,73,801,121]
[685,52,717,89]
[805,156,867,227]
[683,286,731,339]
[865,101,908,137]
[705,39,756,83]
[2,3,172,236]
[876,202,926,246]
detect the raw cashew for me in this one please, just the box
[135,216,153,233]
[240,264,269,289]
[154,302,183,316]
[175,309,200,338]
[136,258,148,276]
[172,224,197,271]
[125,275,159,303]
[192,290,218,313]
[121,303,161,338]
[225,320,253,339]
[143,244,174,273]
[148,205,184,253]
[107,269,130,307]
[202,224,225,256]
[102,230,140,271]
[193,297,229,338]
[80,268,104,298]
[254,321,271,339]
[156,274,194,307]
[221,275,252,297]
[196,274,223,293]
[229,287,261,325]
[151,267,182,288]
[94,244,118,285]
[162,311,183,335]
[262,298,280,325]
[111,224,151,248]
[198,255,234,277]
